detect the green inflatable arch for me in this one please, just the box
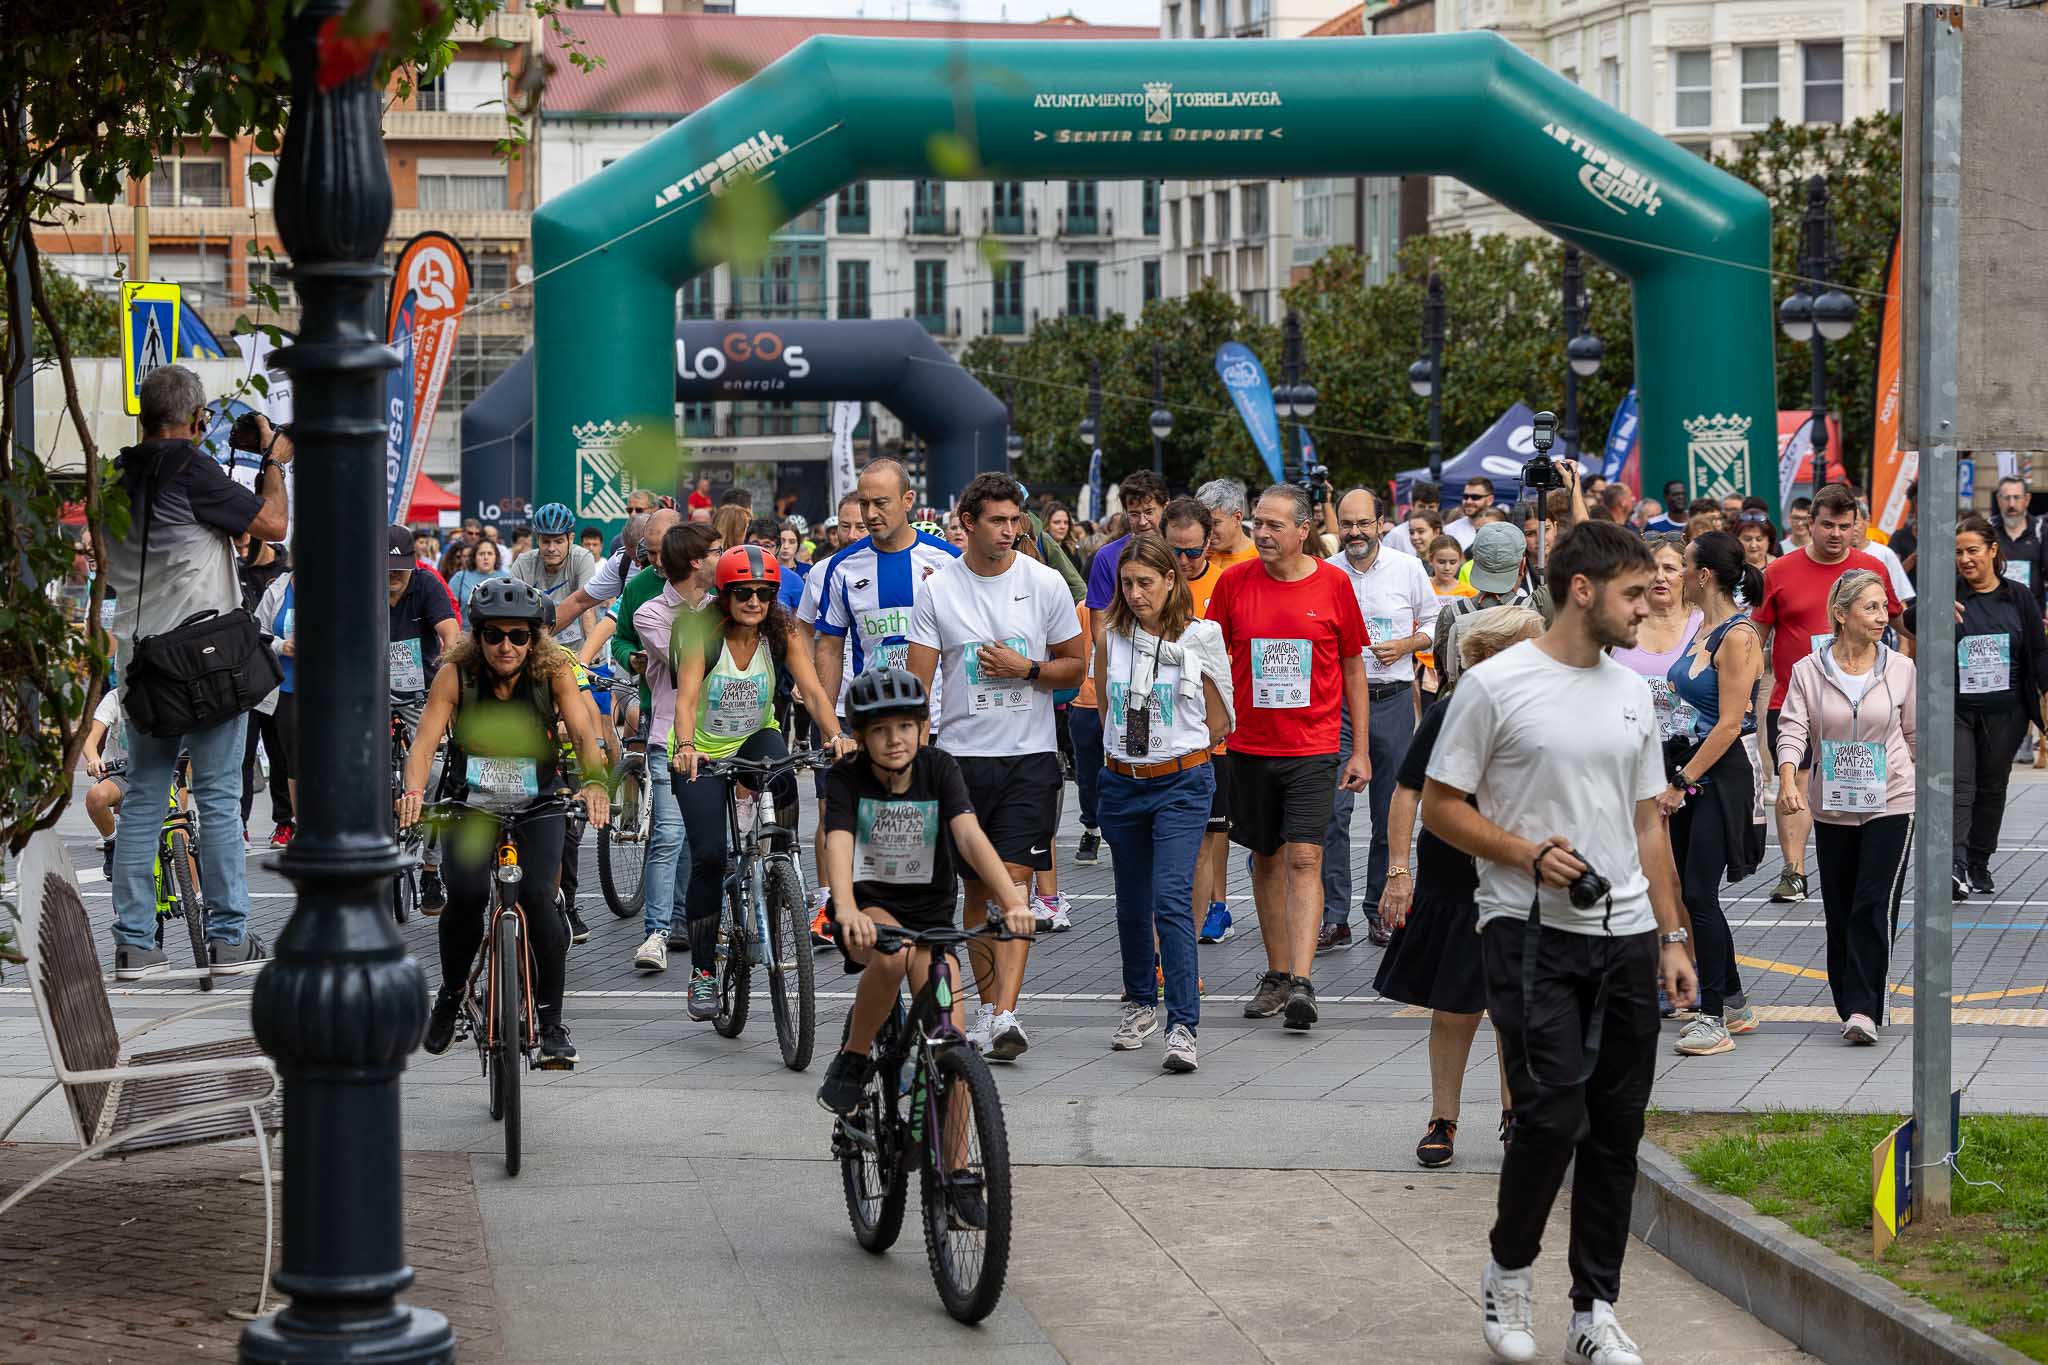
[533,32,1776,528]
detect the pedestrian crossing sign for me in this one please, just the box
[121,281,182,416]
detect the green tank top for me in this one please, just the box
[692,633,778,760]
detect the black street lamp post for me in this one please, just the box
[1078,359,1101,464]
[1149,341,1173,477]
[1273,311,1318,483]
[241,3,452,1360]
[1778,176,1858,491]
[1560,245,1605,464]
[1408,272,1446,484]
[1004,380,1023,467]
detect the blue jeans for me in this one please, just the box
[112,708,252,951]
[1321,689,1417,928]
[641,757,690,937]
[1098,763,1213,1032]
[1069,704,1104,831]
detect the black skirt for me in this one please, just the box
[1373,888,1486,1014]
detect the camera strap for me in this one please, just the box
[1518,853,1614,1093]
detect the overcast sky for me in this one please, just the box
[731,0,1164,28]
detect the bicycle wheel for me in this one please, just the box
[837,1010,907,1252]
[919,1044,1013,1324]
[495,912,523,1177]
[713,886,751,1038]
[599,756,649,918]
[166,829,212,992]
[763,858,816,1071]
[391,861,416,925]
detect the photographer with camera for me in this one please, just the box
[1423,519,1697,1365]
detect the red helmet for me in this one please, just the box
[714,544,782,590]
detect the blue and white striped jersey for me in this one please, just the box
[816,530,962,708]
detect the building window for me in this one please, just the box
[1066,261,1098,319]
[474,258,511,295]
[682,402,715,439]
[1214,190,1231,242]
[1560,66,1578,89]
[1169,200,1182,248]
[992,261,1024,335]
[1244,0,1269,27]
[1889,40,1905,114]
[1189,196,1205,246]
[1066,181,1099,235]
[445,60,502,113]
[443,335,527,413]
[837,259,870,319]
[148,157,228,208]
[244,156,277,210]
[1142,180,1161,236]
[912,180,946,234]
[1739,46,1779,126]
[1142,259,1161,305]
[779,203,827,235]
[678,272,717,320]
[1803,42,1844,124]
[1166,3,1180,36]
[1241,184,1266,238]
[1242,290,1267,324]
[1673,49,1712,129]
[836,182,869,234]
[417,162,508,212]
[732,242,825,318]
[245,253,294,309]
[914,260,947,333]
[991,181,1026,235]
[1599,57,1622,109]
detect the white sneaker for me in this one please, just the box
[966,1003,996,1054]
[1161,1023,1199,1072]
[1111,1002,1159,1050]
[1034,893,1072,933]
[988,1010,1030,1061]
[1842,1013,1879,1045]
[1480,1260,1539,1363]
[1566,1301,1644,1365]
[634,933,668,972]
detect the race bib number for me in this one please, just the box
[962,637,1031,714]
[864,641,910,674]
[1809,633,1835,659]
[1959,634,2012,695]
[1366,615,1400,650]
[2006,560,2033,587]
[704,672,768,737]
[1648,677,1699,741]
[389,638,425,693]
[854,797,939,885]
[1819,739,1886,813]
[1107,680,1175,757]
[466,755,538,800]
[1251,637,1312,709]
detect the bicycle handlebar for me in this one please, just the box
[864,919,1035,953]
[421,793,587,830]
[698,748,837,782]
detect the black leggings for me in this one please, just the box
[1955,705,2030,876]
[1668,748,1749,1018]
[673,728,797,975]
[439,809,569,1029]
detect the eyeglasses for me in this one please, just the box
[480,626,533,647]
[1337,520,1377,533]
[1461,492,1485,503]
[726,584,777,604]
[1644,533,1686,549]
[1739,511,1770,524]
[1169,544,1207,558]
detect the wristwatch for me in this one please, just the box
[1385,866,1411,879]
[1026,661,1041,682]
[1658,928,1690,946]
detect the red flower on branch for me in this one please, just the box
[315,14,391,91]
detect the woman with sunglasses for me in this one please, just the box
[400,578,613,1070]
[671,546,857,1020]
[1736,513,1779,572]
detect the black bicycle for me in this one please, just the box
[594,676,651,919]
[390,701,422,926]
[830,921,1025,1324]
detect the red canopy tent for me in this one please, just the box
[401,472,461,521]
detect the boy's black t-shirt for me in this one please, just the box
[823,748,975,926]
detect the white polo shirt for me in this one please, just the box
[1327,546,1439,684]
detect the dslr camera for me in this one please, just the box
[228,411,281,454]
[1520,409,1562,495]
[1298,461,1331,509]
[1565,852,1611,910]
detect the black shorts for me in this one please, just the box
[828,901,961,976]
[1765,707,1809,772]
[1207,748,1233,834]
[955,751,1063,872]
[1228,752,1339,857]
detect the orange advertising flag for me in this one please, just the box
[1871,232,1914,536]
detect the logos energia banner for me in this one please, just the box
[1869,232,1914,537]
[1214,342,1285,485]
[1602,388,1640,490]
[385,232,473,523]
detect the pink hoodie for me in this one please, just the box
[1773,643,1917,824]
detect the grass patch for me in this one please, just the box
[1645,1111,2048,1361]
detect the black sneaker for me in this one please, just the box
[816,1050,871,1115]
[1243,969,1290,1019]
[419,869,447,917]
[536,1022,579,1070]
[1282,976,1319,1031]
[424,988,461,1055]
[946,1169,988,1230]
[562,896,590,945]
[1416,1116,1457,1168]
[1075,830,1101,865]
[100,838,115,883]
[1969,866,1997,895]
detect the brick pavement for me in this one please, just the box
[0,1144,502,1362]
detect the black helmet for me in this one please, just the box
[846,667,928,724]
[466,576,548,627]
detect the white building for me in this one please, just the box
[540,12,1162,471]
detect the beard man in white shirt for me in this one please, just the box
[1422,520,1697,1365]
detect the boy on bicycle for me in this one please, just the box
[815,667,1037,1115]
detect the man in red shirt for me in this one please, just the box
[1207,484,1372,1031]
[687,471,714,515]
[1752,483,1903,902]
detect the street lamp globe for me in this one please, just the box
[1812,288,1858,342]
[1149,406,1174,442]
[1293,381,1319,421]
[1272,382,1295,421]
[1005,431,1024,461]
[1407,359,1434,398]
[1567,331,1604,379]
[1778,291,1815,343]
[1077,415,1096,449]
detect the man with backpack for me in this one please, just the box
[1432,522,1552,699]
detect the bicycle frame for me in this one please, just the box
[708,752,826,983]
[468,831,538,1063]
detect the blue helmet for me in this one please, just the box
[531,502,575,535]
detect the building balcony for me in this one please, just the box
[1057,207,1113,238]
[910,306,959,337]
[985,206,1035,236]
[907,207,961,237]
[390,208,530,242]
[986,309,1024,336]
[382,109,511,141]
[135,204,270,238]
[451,9,534,44]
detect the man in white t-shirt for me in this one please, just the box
[907,473,1085,1061]
[1442,476,1495,550]
[1422,520,1697,1365]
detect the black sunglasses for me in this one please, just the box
[480,626,532,647]
[726,584,777,604]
